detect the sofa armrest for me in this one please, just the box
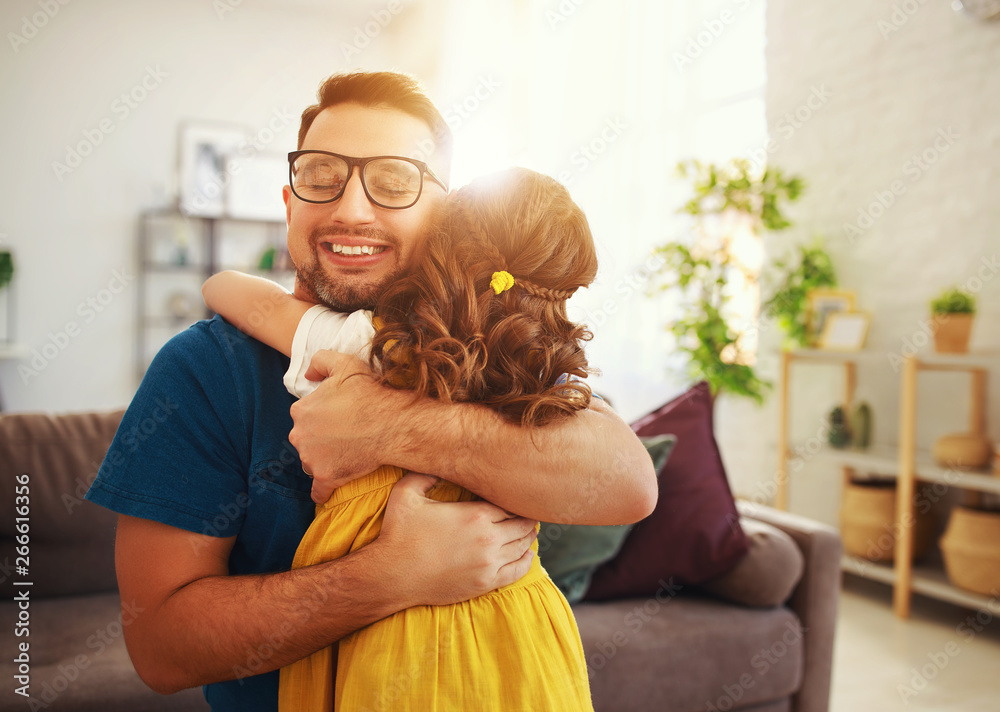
[737,501,842,712]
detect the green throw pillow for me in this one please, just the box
[537,434,676,603]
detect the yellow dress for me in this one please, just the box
[278,465,594,712]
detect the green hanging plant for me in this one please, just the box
[761,239,838,348]
[677,159,804,231]
[650,159,806,404]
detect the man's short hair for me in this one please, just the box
[297,71,453,183]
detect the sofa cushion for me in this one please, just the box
[585,382,749,600]
[574,596,803,712]
[538,435,676,603]
[0,592,209,711]
[698,517,805,608]
[1,410,125,598]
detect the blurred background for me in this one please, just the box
[1,0,998,517]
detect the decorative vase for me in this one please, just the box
[933,433,993,469]
[851,402,872,451]
[940,506,1000,595]
[828,406,851,449]
[840,480,935,562]
[932,313,974,353]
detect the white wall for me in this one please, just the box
[0,0,408,411]
[5,0,998,520]
[740,0,1000,523]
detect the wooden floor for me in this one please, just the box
[831,576,1000,711]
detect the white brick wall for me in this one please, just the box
[725,0,1000,524]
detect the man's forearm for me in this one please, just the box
[130,545,400,694]
[390,397,657,525]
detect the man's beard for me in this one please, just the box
[297,226,403,312]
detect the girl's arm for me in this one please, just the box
[202,271,312,358]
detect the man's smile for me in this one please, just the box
[317,238,395,269]
[323,242,388,256]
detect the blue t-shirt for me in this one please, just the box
[86,316,316,711]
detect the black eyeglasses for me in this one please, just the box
[288,150,448,210]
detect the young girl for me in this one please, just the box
[203,167,599,711]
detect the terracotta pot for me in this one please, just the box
[940,506,1000,596]
[933,313,974,353]
[840,480,934,562]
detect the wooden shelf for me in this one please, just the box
[809,445,1000,496]
[786,348,1000,369]
[136,210,291,380]
[841,554,997,612]
[778,349,997,619]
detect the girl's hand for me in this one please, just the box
[290,350,407,504]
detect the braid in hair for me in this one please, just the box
[453,185,577,303]
[371,167,599,427]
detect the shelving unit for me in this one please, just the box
[776,348,999,618]
[136,209,291,379]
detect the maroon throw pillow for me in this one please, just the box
[584,381,749,601]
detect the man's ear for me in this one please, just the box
[283,184,293,225]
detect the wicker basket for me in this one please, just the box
[840,480,935,562]
[940,506,1000,596]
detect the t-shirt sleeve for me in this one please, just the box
[283,306,376,398]
[85,323,252,537]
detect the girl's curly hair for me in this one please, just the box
[370,167,599,427]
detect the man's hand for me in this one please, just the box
[290,348,657,524]
[373,473,538,607]
[290,350,402,503]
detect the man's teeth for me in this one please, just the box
[329,244,386,255]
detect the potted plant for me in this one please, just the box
[649,159,804,403]
[762,239,837,349]
[0,250,12,292]
[930,286,976,353]
[0,249,12,344]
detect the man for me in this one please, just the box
[86,71,656,711]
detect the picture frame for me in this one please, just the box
[177,122,250,217]
[225,152,288,221]
[818,312,870,351]
[806,289,856,346]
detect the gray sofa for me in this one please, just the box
[0,410,841,712]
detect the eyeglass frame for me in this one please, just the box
[287,149,449,210]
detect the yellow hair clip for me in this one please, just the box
[490,270,515,295]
